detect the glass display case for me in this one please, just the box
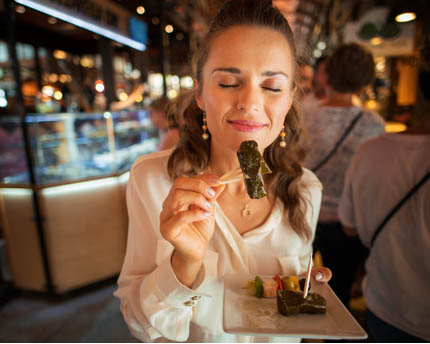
[0,110,159,185]
[0,111,159,293]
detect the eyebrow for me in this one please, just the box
[212,67,289,79]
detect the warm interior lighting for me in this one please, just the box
[385,121,407,133]
[42,85,55,97]
[119,92,128,101]
[48,73,58,83]
[15,0,146,51]
[136,6,145,15]
[165,25,174,33]
[42,178,118,197]
[15,5,26,13]
[53,90,63,100]
[167,89,178,99]
[53,49,67,59]
[59,74,69,83]
[47,16,57,24]
[94,80,105,93]
[0,188,33,197]
[370,37,383,46]
[395,12,416,23]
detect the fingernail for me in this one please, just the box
[206,188,216,197]
[205,201,212,210]
[315,272,323,281]
[204,211,211,217]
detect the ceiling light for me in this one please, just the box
[15,5,26,13]
[15,0,146,51]
[165,25,174,33]
[136,6,145,15]
[395,12,416,23]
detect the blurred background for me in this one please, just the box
[0,0,427,341]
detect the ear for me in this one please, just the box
[193,78,204,110]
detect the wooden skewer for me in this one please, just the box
[220,167,242,182]
[218,176,244,185]
[303,254,312,299]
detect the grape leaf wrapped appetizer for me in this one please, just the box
[237,140,272,199]
[243,275,327,316]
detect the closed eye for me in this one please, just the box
[219,83,239,88]
[263,87,281,92]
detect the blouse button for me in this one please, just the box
[183,300,194,307]
[191,295,201,301]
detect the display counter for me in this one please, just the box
[0,111,158,293]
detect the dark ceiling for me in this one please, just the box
[1,0,428,75]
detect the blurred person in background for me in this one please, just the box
[338,35,430,343]
[302,43,386,308]
[296,59,314,100]
[301,56,328,107]
[148,96,179,151]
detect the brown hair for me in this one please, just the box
[149,96,169,112]
[326,43,375,93]
[168,0,312,240]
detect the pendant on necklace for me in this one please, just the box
[241,203,251,217]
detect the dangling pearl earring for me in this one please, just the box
[279,125,286,148]
[202,111,209,140]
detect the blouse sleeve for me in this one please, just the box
[114,166,208,342]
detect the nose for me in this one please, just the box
[236,84,261,113]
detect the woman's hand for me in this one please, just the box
[311,267,332,283]
[160,173,224,286]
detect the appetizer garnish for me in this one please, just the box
[243,274,326,316]
[243,274,310,298]
[237,140,272,199]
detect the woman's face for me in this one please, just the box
[195,25,296,154]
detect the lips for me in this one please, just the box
[228,119,266,132]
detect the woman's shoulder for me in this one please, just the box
[130,149,173,181]
[299,167,323,191]
[361,108,385,125]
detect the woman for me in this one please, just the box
[115,0,331,342]
[302,43,385,308]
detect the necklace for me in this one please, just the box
[241,203,252,217]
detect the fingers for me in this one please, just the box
[311,267,332,283]
[161,174,217,220]
[161,207,212,242]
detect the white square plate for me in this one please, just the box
[223,274,367,340]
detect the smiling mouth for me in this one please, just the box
[228,119,266,132]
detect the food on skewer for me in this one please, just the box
[236,140,272,199]
[277,289,327,316]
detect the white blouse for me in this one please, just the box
[114,149,322,342]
